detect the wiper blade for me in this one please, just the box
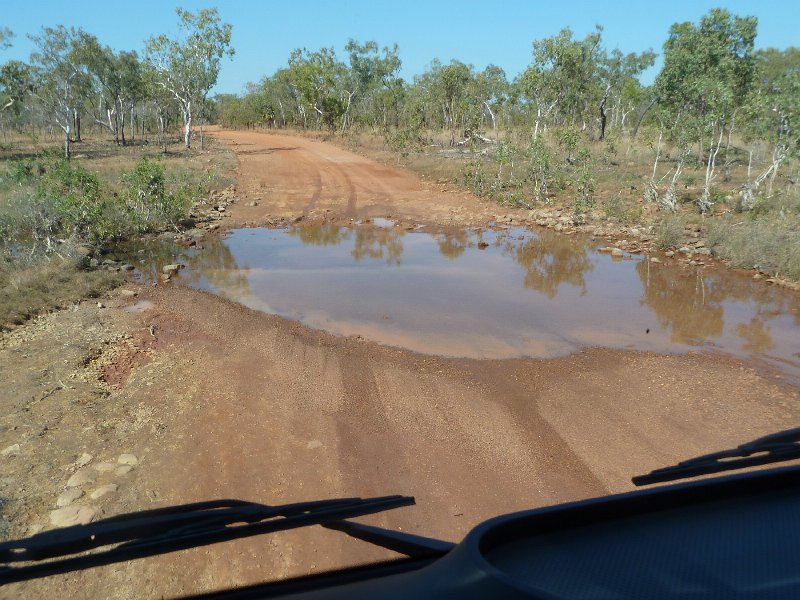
[633,427,800,486]
[0,495,414,585]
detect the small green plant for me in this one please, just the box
[654,216,684,249]
[525,138,554,203]
[558,127,581,163]
[572,148,595,215]
[462,155,488,197]
[122,157,189,233]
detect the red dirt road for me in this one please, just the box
[212,127,498,226]
[4,129,799,599]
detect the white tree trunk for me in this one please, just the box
[184,100,192,149]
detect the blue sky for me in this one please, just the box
[2,1,797,94]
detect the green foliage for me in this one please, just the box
[121,157,189,233]
[37,160,108,240]
[558,127,580,162]
[1,155,194,250]
[462,155,488,197]
[146,7,234,147]
[525,137,554,202]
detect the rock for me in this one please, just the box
[90,483,119,500]
[1,444,20,457]
[678,246,692,254]
[56,488,84,507]
[695,248,712,255]
[477,241,489,249]
[162,264,183,274]
[50,505,97,527]
[115,465,133,476]
[119,290,137,298]
[94,462,117,472]
[96,302,106,309]
[121,263,135,271]
[117,453,139,466]
[665,251,675,258]
[598,247,613,253]
[66,468,96,488]
[650,257,662,263]
[75,453,93,468]
[76,245,94,257]
[245,201,259,207]
[753,273,762,280]
[611,248,624,257]
[694,240,706,247]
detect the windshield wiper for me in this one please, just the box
[633,427,800,486]
[0,494,454,585]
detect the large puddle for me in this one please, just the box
[124,223,800,381]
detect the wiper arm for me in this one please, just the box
[0,495,416,585]
[633,427,800,486]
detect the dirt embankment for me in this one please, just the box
[2,128,799,599]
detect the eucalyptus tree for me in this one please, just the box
[146,7,234,149]
[655,8,757,212]
[75,35,142,145]
[470,65,508,131]
[740,48,800,206]
[413,59,476,143]
[0,60,29,114]
[27,26,89,158]
[596,48,655,139]
[517,27,604,138]
[141,60,177,153]
[340,40,401,132]
[285,47,345,130]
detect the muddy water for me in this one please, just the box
[128,223,800,381]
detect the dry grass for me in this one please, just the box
[0,258,122,330]
[0,132,237,195]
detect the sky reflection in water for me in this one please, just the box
[130,224,800,380]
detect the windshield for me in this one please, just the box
[1,2,799,597]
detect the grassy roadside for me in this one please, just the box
[305,127,800,286]
[0,135,237,329]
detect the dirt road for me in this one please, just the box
[3,129,799,598]
[211,127,499,227]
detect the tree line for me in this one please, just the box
[0,7,233,158]
[213,8,798,214]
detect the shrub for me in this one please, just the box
[121,157,189,233]
[36,160,110,241]
[525,138,554,203]
[604,192,643,224]
[655,216,684,249]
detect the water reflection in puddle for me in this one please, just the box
[126,224,800,380]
